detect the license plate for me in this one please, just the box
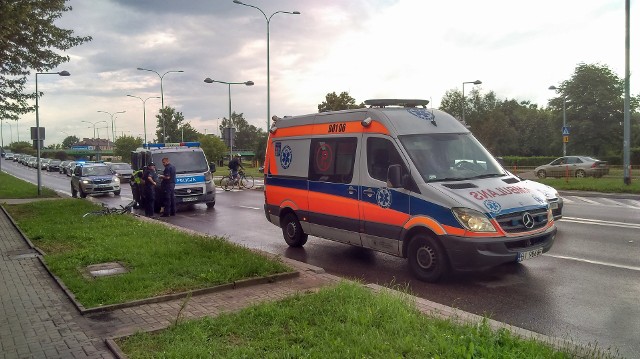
[517,247,543,262]
[549,202,558,209]
[181,196,198,202]
[97,184,110,188]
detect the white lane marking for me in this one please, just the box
[238,205,261,210]
[561,197,574,204]
[562,216,640,229]
[545,254,640,272]
[619,199,640,209]
[572,196,599,205]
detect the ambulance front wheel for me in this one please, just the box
[282,213,308,247]
[408,234,449,282]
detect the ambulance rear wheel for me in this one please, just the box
[408,234,449,282]
[282,213,308,247]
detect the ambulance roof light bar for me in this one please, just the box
[143,142,201,149]
[364,99,429,108]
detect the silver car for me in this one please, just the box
[535,156,609,179]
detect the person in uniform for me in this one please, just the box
[142,163,158,217]
[159,157,176,216]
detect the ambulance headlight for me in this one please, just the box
[452,207,496,232]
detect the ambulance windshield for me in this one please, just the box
[399,133,506,183]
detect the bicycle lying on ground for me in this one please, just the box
[218,169,254,191]
[82,200,136,218]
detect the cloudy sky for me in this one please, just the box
[3,0,638,146]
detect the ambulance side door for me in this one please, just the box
[306,136,361,245]
[359,135,411,255]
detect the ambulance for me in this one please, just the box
[131,142,216,210]
[263,99,557,282]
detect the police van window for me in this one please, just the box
[151,152,208,174]
[367,138,404,182]
[309,137,357,183]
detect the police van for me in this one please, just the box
[263,99,557,282]
[131,142,216,210]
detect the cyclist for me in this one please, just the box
[228,154,244,184]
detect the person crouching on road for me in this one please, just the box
[159,157,176,217]
[142,163,159,217]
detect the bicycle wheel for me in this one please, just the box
[220,177,233,191]
[240,174,254,189]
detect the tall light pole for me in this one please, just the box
[81,120,108,140]
[548,85,567,157]
[97,110,126,144]
[35,70,70,195]
[137,67,184,142]
[232,0,300,131]
[623,0,631,185]
[204,77,254,159]
[461,80,481,125]
[127,95,160,144]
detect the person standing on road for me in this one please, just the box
[142,163,158,217]
[131,168,144,209]
[159,157,176,216]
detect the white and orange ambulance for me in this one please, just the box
[263,99,557,282]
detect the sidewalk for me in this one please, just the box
[1,199,565,358]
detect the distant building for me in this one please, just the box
[74,138,114,151]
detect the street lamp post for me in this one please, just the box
[137,67,184,142]
[97,110,126,144]
[203,77,254,159]
[461,80,482,125]
[35,70,70,195]
[548,85,567,156]
[126,95,160,144]
[81,120,108,139]
[232,0,300,131]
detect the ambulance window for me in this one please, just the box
[367,138,404,182]
[309,137,357,183]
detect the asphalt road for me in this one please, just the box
[2,158,639,358]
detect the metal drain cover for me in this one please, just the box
[86,262,128,277]
[7,249,39,260]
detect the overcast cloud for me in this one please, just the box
[4,0,638,146]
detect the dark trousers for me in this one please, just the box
[144,187,155,217]
[162,186,176,215]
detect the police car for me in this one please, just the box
[70,162,121,198]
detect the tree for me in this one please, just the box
[318,92,365,112]
[62,135,79,148]
[254,133,268,166]
[114,135,143,162]
[154,107,201,143]
[549,63,638,156]
[219,112,265,150]
[198,134,227,167]
[9,141,34,155]
[0,0,92,121]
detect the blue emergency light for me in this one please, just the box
[143,142,201,149]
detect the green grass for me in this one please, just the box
[0,171,58,198]
[118,282,608,359]
[5,199,291,308]
[534,177,640,194]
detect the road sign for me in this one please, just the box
[562,126,570,135]
[563,136,569,143]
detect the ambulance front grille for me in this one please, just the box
[496,208,548,233]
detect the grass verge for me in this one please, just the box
[5,199,291,308]
[534,177,640,194]
[117,282,611,358]
[0,171,58,198]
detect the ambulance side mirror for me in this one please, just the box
[387,164,403,188]
[209,162,216,173]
